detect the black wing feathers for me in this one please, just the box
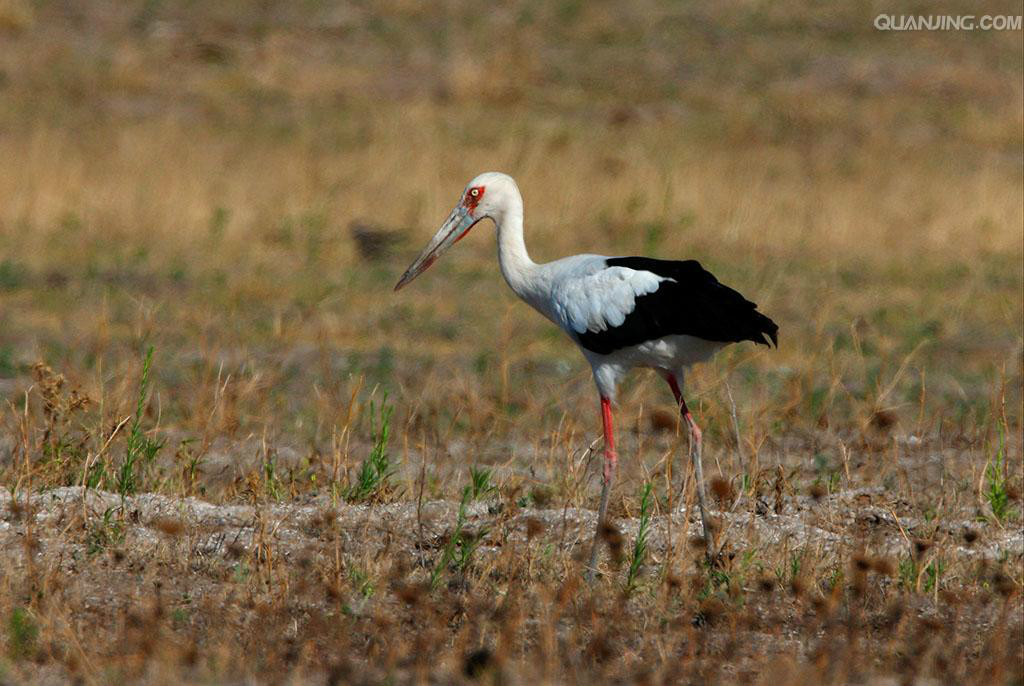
[576,257,779,356]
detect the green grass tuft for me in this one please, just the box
[6,607,38,661]
[984,423,1013,522]
[626,482,654,592]
[431,479,490,590]
[115,345,163,498]
[346,394,395,503]
[468,466,496,500]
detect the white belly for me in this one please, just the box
[583,335,726,399]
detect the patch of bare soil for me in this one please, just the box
[0,486,1020,685]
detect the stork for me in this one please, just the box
[395,172,778,572]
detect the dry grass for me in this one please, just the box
[0,0,1021,684]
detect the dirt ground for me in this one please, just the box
[1,0,1021,683]
[1,474,1021,685]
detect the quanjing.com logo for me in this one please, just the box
[874,14,1022,31]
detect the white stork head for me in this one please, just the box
[394,172,518,291]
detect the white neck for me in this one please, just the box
[491,191,538,300]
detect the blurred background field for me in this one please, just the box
[0,1,1021,684]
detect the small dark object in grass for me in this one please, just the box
[648,409,676,433]
[599,521,621,542]
[195,41,231,64]
[710,477,733,505]
[529,485,553,508]
[463,647,495,679]
[351,221,404,260]
[587,634,614,662]
[694,598,725,627]
[912,539,932,560]
[809,483,827,501]
[152,516,185,537]
[600,521,624,563]
[392,581,425,605]
[44,270,69,289]
[991,571,1016,597]
[687,535,707,550]
[525,517,544,539]
[180,641,199,668]
[870,408,897,432]
[326,661,350,686]
[963,528,979,545]
[608,105,635,127]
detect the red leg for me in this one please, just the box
[666,374,714,563]
[587,396,617,576]
[667,374,704,449]
[600,396,617,484]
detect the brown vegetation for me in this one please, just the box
[0,0,1021,684]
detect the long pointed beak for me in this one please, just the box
[394,206,478,291]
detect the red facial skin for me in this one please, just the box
[453,185,485,244]
[462,185,485,212]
